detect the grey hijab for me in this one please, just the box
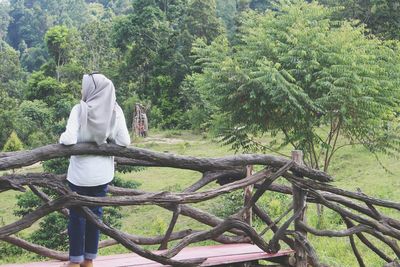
[80,73,117,145]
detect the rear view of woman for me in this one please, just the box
[60,73,130,267]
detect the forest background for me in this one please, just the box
[1,0,400,266]
[2,0,400,154]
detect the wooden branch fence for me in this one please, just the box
[0,143,399,266]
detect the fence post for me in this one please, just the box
[244,165,253,226]
[292,150,307,267]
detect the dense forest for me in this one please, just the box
[1,0,400,170]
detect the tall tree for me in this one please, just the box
[319,0,400,40]
[0,41,25,98]
[190,0,400,172]
[79,19,118,73]
[45,25,80,81]
[0,1,11,41]
[112,0,171,100]
[7,0,48,48]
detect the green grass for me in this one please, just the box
[1,130,399,266]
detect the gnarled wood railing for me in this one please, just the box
[0,144,399,266]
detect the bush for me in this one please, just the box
[257,191,291,219]
[0,240,24,258]
[42,158,69,174]
[112,175,141,189]
[2,131,23,152]
[211,190,244,218]
[29,213,68,251]
[27,131,53,148]
[14,191,43,217]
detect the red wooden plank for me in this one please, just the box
[1,244,293,267]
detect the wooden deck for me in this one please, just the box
[1,244,293,267]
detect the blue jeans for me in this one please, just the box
[68,182,108,263]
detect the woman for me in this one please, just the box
[60,73,130,267]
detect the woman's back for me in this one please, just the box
[59,74,130,186]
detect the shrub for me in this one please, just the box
[2,131,23,152]
[211,190,244,218]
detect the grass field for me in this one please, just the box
[0,130,399,266]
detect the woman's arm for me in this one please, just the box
[59,105,80,145]
[112,106,131,147]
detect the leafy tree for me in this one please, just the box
[0,2,11,41]
[191,1,400,172]
[79,19,118,73]
[2,131,24,152]
[7,0,48,48]
[112,0,176,126]
[0,41,26,98]
[216,0,237,36]
[112,0,225,128]
[319,0,400,40]
[249,0,274,11]
[179,0,224,56]
[108,0,133,15]
[0,90,18,149]
[20,45,48,72]
[25,71,66,105]
[45,25,81,81]
[43,0,89,27]
[14,99,54,146]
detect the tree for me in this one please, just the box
[45,25,80,81]
[14,99,55,146]
[319,0,400,40]
[0,2,11,41]
[0,42,26,98]
[20,45,48,72]
[0,90,18,149]
[7,0,48,48]
[190,1,400,173]
[179,0,224,57]
[112,0,225,128]
[25,71,66,105]
[2,131,24,152]
[79,19,118,73]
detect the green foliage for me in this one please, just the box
[112,176,142,189]
[0,41,26,98]
[257,191,291,219]
[111,0,224,129]
[14,191,42,217]
[20,45,48,72]
[0,90,18,148]
[45,25,76,64]
[151,216,168,235]
[42,158,70,175]
[79,19,119,73]
[26,71,66,105]
[0,2,11,41]
[0,240,24,258]
[2,131,24,152]
[29,212,68,251]
[191,1,400,171]
[7,0,89,49]
[320,0,400,40]
[212,191,244,218]
[14,99,54,146]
